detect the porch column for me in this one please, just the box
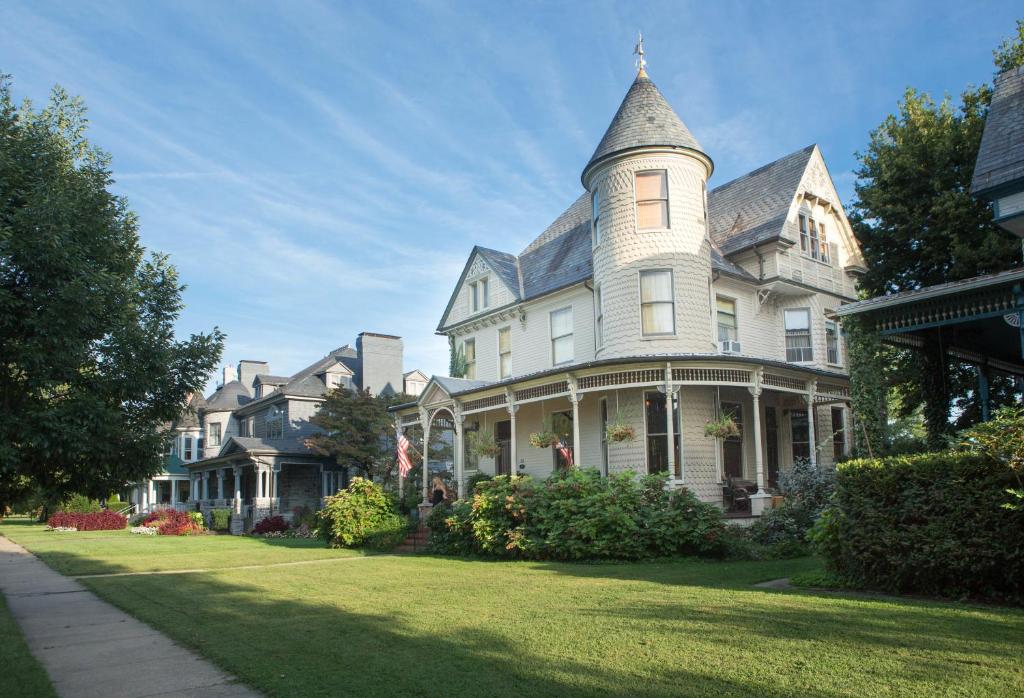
[567,377,582,468]
[662,365,676,479]
[420,408,431,504]
[233,466,242,514]
[273,467,280,500]
[749,387,766,493]
[454,404,465,499]
[171,480,178,505]
[147,479,155,509]
[506,389,518,476]
[977,365,991,422]
[807,381,817,468]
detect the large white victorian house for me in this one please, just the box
[393,60,866,515]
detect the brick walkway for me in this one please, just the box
[0,536,259,698]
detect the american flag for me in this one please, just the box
[396,430,413,477]
[557,438,574,467]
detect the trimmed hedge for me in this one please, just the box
[210,508,232,531]
[811,451,1024,603]
[47,510,126,531]
[429,469,727,561]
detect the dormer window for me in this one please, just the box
[470,278,489,313]
[635,170,669,230]
[798,213,831,264]
[592,188,602,246]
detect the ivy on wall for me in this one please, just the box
[844,316,889,457]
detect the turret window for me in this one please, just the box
[591,189,602,246]
[594,285,604,349]
[635,170,669,230]
[640,270,675,336]
[208,422,222,447]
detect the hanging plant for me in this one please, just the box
[529,429,560,449]
[467,428,502,459]
[704,415,740,439]
[605,412,636,443]
[529,414,569,449]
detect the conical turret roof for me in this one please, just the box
[583,71,709,183]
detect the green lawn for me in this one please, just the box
[3,520,1023,697]
[0,585,57,697]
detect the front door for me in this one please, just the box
[721,402,744,479]
[495,420,512,475]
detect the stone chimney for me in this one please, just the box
[221,364,237,386]
[356,333,403,397]
[237,360,269,391]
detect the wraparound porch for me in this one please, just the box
[393,359,851,516]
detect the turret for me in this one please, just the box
[584,44,714,358]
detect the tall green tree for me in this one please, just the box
[848,22,1024,447]
[306,388,398,480]
[0,76,224,510]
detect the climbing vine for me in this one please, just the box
[844,316,889,457]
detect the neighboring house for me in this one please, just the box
[972,64,1024,237]
[404,369,429,397]
[186,333,418,530]
[392,60,865,516]
[128,393,204,513]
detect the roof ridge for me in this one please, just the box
[709,144,815,194]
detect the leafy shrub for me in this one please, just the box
[318,478,409,550]
[210,508,232,531]
[253,515,288,534]
[749,460,835,558]
[187,511,205,529]
[427,469,727,561]
[62,494,102,513]
[141,509,203,536]
[811,451,1024,603]
[466,471,493,495]
[47,510,127,531]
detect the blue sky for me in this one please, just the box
[1,1,1020,390]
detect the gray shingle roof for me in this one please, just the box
[476,247,522,299]
[254,374,289,385]
[519,216,593,299]
[203,380,252,411]
[708,145,815,255]
[972,65,1024,196]
[221,436,315,456]
[433,376,494,394]
[583,71,707,183]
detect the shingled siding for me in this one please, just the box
[286,399,324,439]
[591,153,714,359]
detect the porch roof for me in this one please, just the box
[389,353,849,412]
[836,268,1024,374]
[187,436,320,469]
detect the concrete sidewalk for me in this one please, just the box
[0,536,258,698]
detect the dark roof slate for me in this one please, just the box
[476,247,522,299]
[708,145,815,255]
[972,65,1024,195]
[203,380,252,411]
[584,72,706,180]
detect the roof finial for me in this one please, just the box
[634,31,647,76]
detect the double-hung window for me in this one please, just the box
[645,391,681,477]
[463,338,476,379]
[785,308,813,362]
[825,319,840,365]
[184,436,193,461]
[591,189,602,246]
[635,170,669,230]
[717,297,737,341]
[799,213,830,263]
[267,409,284,439]
[208,422,222,448]
[470,278,489,313]
[550,307,574,365]
[498,328,511,379]
[640,270,674,336]
[594,285,604,349]
[818,222,830,263]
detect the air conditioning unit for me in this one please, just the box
[719,340,742,354]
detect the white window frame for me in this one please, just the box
[183,436,193,461]
[208,422,222,448]
[785,308,813,363]
[266,409,284,439]
[591,188,602,247]
[497,327,511,379]
[463,338,476,380]
[825,319,841,366]
[638,269,676,337]
[716,296,737,342]
[470,281,479,312]
[594,284,604,350]
[798,212,831,265]
[549,306,574,366]
[634,169,670,231]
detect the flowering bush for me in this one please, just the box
[252,515,289,534]
[142,509,203,536]
[47,510,127,531]
[318,478,409,550]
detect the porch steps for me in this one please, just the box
[395,525,429,554]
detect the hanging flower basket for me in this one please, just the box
[530,414,572,449]
[529,430,560,449]
[467,429,502,459]
[605,413,636,443]
[704,415,740,439]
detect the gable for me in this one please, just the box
[438,249,521,330]
[788,149,866,270]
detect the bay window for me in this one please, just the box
[635,170,669,230]
[640,270,674,336]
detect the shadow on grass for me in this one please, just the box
[20,545,1024,698]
